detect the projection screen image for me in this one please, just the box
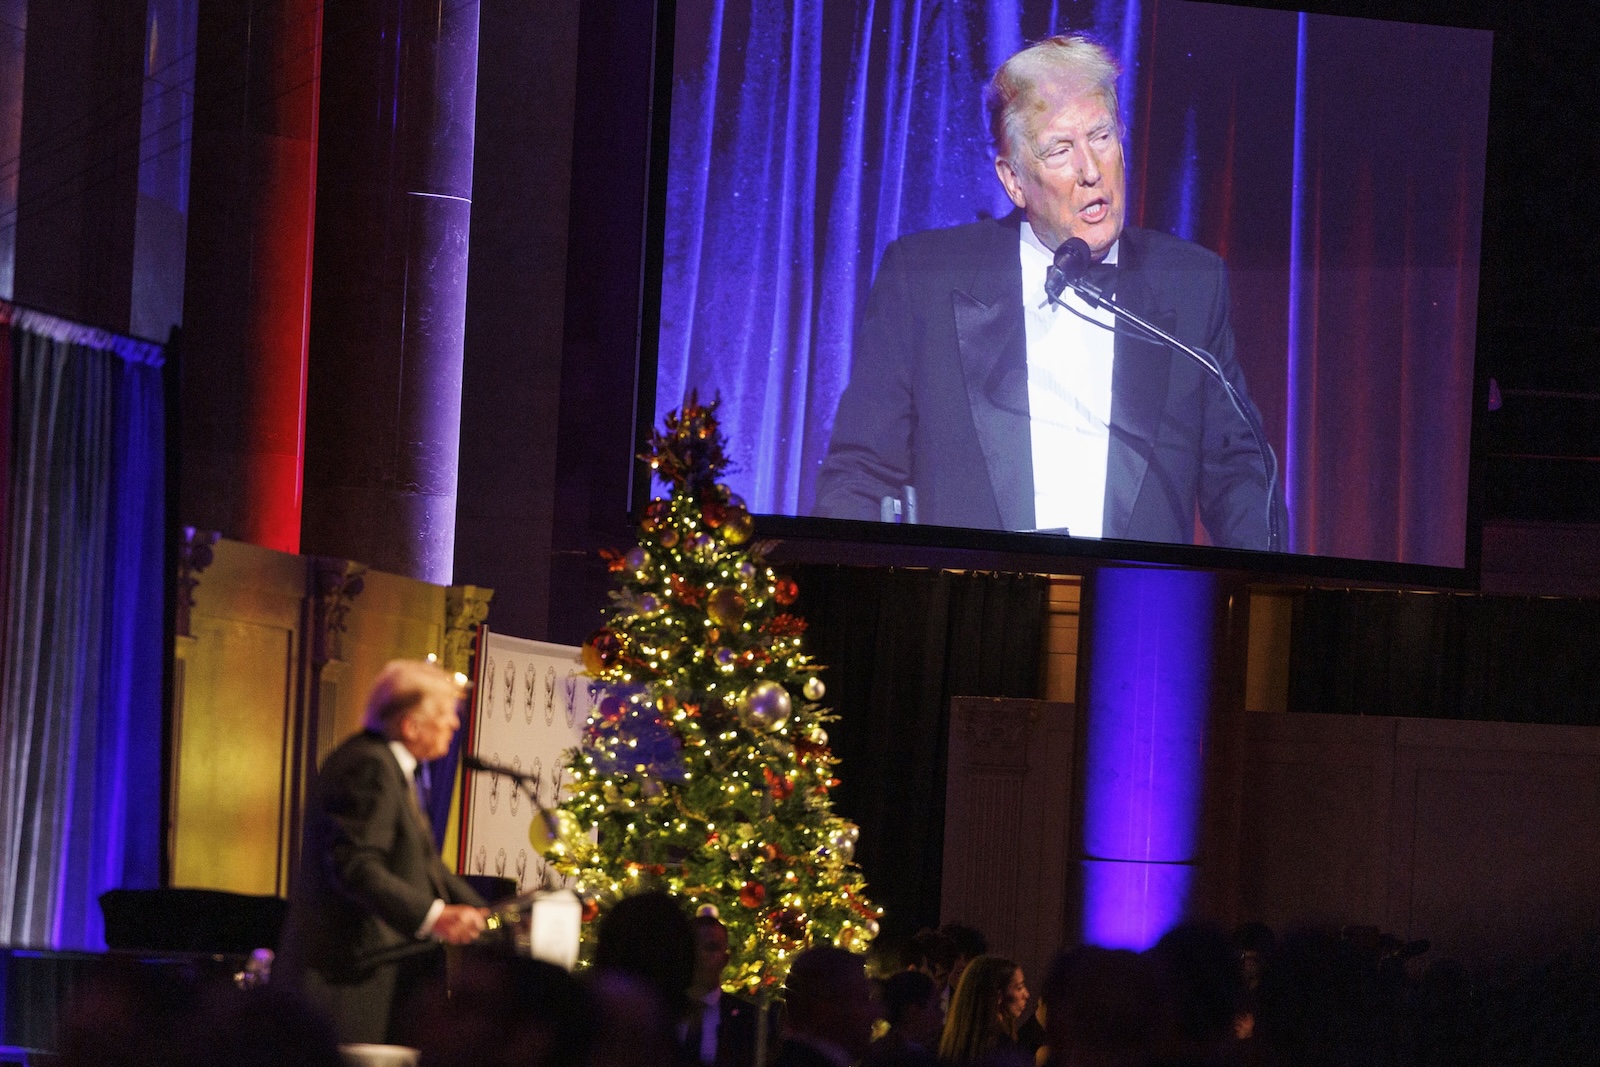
[654,0,1492,568]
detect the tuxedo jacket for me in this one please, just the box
[687,991,770,1067]
[276,730,483,1042]
[813,213,1284,550]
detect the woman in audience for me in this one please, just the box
[938,954,1030,1063]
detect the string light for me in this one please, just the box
[544,396,876,994]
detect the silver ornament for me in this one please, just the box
[802,676,826,702]
[740,681,792,731]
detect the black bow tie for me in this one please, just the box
[1044,259,1117,307]
[1085,259,1117,294]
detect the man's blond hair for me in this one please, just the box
[984,34,1122,162]
[363,658,465,734]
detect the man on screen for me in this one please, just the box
[813,34,1284,550]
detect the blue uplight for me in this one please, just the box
[1080,567,1216,949]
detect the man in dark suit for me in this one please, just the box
[685,913,770,1067]
[814,34,1283,551]
[769,946,880,1067]
[277,659,488,1044]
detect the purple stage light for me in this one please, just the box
[1081,566,1217,950]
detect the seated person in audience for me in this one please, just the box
[771,946,882,1067]
[938,954,1031,1064]
[1037,946,1171,1067]
[940,923,990,1006]
[864,970,944,1065]
[908,928,958,1004]
[684,912,768,1067]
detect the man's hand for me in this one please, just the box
[433,904,489,944]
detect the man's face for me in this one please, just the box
[995,83,1125,260]
[692,922,731,992]
[402,696,460,762]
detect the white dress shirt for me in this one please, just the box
[1020,221,1119,537]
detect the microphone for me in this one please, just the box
[1044,235,1283,551]
[1045,237,1105,307]
[464,753,534,784]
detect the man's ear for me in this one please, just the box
[994,155,1027,210]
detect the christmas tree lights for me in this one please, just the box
[543,395,880,994]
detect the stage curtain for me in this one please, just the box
[1288,590,1600,726]
[658,0,1488,569]
[790,565,1047,934]
[0,305,165,950]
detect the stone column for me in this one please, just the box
[11,0,144,328]
[301,0,481,583]
[180,0,323,552]
[1076,566,1248,948]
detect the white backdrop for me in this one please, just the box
[459,629,592,896]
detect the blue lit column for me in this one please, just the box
[1079,566,1222,949]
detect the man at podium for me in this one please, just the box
[277,659,489,1044]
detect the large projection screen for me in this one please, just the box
[650,0,1493,575]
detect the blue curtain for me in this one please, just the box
[658,0,1127,515]
[0,307,165,950]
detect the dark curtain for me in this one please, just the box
[789,565,1047,935]
[1288,590,1600,726]
[0,307,165,950]
[657,0,1489,569]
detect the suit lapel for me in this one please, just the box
[1104,229,1175,540]
[954,215,1035,532]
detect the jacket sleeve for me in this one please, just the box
[812,239,916,521]
[320,751,438,938]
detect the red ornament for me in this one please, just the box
[794,738,825,760]
[600,548,627,573]
[764,766,795,801]
[766,613,807,637]
[773,577,799,605]
[702,500,727,528]
[641,499,671,533]
[769,907,808,943]
[583,629,622,672]
[581,899,600,923]
[739,881,766,909]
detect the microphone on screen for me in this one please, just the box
[1044,236,1095,306]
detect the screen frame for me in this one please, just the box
[629,0,1496,590]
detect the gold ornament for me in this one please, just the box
[707,588,747,628]
[802,676,826,702]
[529,808,583,856]
[722,509,754,544]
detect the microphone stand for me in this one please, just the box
[464,755,566,894]
[1046,270,1283,553]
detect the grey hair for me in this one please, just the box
[363,658,466,733]
[984,34,1123,162]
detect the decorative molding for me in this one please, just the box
[956,699,1038,772]
[175,528,221,638]
[308,557,367,666]
[443,585,494,676]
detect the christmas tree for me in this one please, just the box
[541,395,879,995]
